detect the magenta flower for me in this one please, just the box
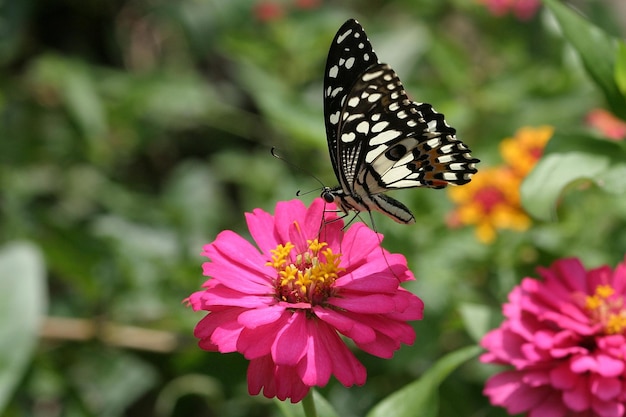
[481,257,626,416]
[478,0,541,20]
[187,198,423,403]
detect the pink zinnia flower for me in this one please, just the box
[187,198,423,403]
[481,257,626,416]
[477,0,541,20]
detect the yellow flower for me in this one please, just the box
[500,126,553,176]
[448,167,531,243]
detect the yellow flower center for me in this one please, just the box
[585,284,626,334]
[266,228,344,306]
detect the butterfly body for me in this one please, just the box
[322,19,479,224]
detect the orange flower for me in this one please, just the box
[586,109,626,141]
[448,167,531,243]
[499,126,553,176]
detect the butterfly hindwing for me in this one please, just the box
[322,19,479,224]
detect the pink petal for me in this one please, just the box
[273,199,307,245]
[238,305,286,328]
[542,258,588,293]
[484,370,550,414]
[202,231,274,290]
[315,320,366,386]
[200,285,274,308]
[274,362,311,403]
[247,355,275,397]
[303,198,340,241]
[194,308,245,353]
[247,355,311,403]
[313,307,376,344]
[527,391,567,417]
[562,376,591,411]
[238,323,281,359]
[335,271,400,293]
[550,361,577,390]
[340,223,381,267]
[328,293,399,314]
[345,311,416,346]
[356,332,400,358]
[610,257,626,294]
[596,354,624,377]
[384,289,424,321]
[297,319,333,386]
[272,312,308,366]
[571,354,597,374]
[245,207,278,254]
[591,375,622,401]
[591,397,624,417]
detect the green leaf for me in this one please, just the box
[521,132,626,221]
[615,41,626,97]
[275,390,340,417]
[0,241,47,413]
[543,0,626,118]
[458,303,494,343]
[366,346,481,417]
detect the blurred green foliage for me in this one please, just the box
[1,0,625,416]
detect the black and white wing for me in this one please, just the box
[322,19,479,224]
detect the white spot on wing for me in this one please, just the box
[370,129,401,145]
[329,111,340,125]
[356,121,369,134]
[367,93,382,103]
[329,65,339,78]
[426,139,441,148]
[345,57,355,69]
[337,29,353,44]
[362,70,383,82]
[342,132,356,142]
[371,121,389,133]
[330,87,343,98]
[347,97,360,107]
[440,144,454,154]
[365,144,388,163]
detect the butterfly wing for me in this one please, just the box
[323,19,479,223]
[339,63,478,195]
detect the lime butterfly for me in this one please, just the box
[320,19,479,224]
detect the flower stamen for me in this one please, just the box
[584,284,626,335]
[267,227,344,305]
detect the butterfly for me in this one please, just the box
[320,19,479,224]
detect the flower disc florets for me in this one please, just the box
[268,236,344,306]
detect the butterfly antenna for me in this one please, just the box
[271,147,327,190]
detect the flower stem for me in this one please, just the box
[301,391,317,417]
